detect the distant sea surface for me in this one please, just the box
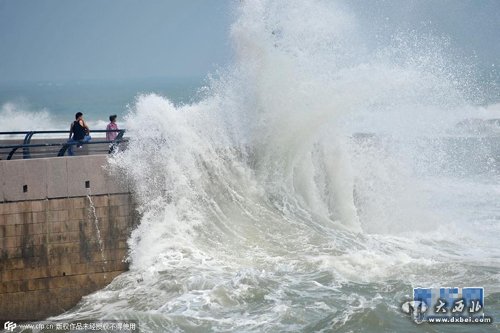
[0,77,204,131]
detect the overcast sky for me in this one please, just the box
[0,0,233,83]
[0,0,498,85]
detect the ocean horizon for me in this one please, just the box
[0,77,206,132]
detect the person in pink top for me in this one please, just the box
[106,114,120,153]
[106,115,119,141]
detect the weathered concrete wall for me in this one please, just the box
[0,155,129,201]
[0,156,137,321]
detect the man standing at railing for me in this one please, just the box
[67,112,91,156]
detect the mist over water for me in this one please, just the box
[43,1,500,332]
[0,78,204,132]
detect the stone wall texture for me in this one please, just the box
[0,155,137,321]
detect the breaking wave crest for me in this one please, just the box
[52,1,500,331]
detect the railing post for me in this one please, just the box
[8,147,20,160]
[58,143,71,156]
[22,131,34,159]
[115,129,125,140]
[108,130,125,154]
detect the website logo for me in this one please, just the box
[402,287,493,324]
[3,321,17,332]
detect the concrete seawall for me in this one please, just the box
[0,155,137,321]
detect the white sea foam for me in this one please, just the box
[50,1,500,331]
[0,102,63,131]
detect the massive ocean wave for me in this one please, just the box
[47,1,499,332]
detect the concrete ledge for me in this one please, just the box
[0,161,4,202]
[3,159,32,202]
[24,159,48,201]
[66,157,92,197]
[84,155,108,195]
[0,156,128,203]
[47,157,69,198]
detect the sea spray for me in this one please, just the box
[86,191,107,277]
[0,102,60,131]
[50,1,500,331]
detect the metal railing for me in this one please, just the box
[0,129,126,160]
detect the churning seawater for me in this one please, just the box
[20,1,500,332]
